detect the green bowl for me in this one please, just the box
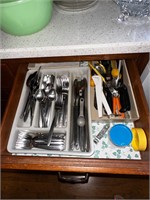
[0,0,53,36]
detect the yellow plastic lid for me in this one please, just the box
[131,128,147,151]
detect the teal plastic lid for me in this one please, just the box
[109,124,132,147]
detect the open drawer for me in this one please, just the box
[1,55,149,175]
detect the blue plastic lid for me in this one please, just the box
[109,124,132,147]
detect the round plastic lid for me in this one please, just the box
[109,124,132,147]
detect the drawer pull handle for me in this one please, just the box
[58,172,89,183]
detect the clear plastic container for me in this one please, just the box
[113,0,150,24]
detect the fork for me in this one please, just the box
[15,131,65,151]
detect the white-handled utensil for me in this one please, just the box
[92,75,112,117]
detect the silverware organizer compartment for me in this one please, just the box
[7,63,94,157]
[69,70,91,153]
[90,60,139,122]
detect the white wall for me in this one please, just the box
[140,59,150,110]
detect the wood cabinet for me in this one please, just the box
[1,52,149,175]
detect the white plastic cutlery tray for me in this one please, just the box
[7,63,94,157]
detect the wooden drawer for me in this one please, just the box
[1,170,149,199]
[1,53,149,175]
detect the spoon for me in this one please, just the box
[35,89,46,127]
[35,88,45,101]
[47,88,56,101]
[26,66,41,90]
[77,97,86,152]
[41,82,46,90]
[45,85,51,94]
[43,74,48,83]
[45,88,56,126]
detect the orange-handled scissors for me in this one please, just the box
[113,96,125,118]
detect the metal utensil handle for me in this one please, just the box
[74,97,80,149]
[59,94,66,127]
[33,144,64,151]
[79,97,84,117]
[20,91,31,119]
[79,126,85,152]
[47,115,57,146]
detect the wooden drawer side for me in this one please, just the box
[126,59,150,161]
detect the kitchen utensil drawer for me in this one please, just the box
[1,54,149,175]
[6,60,140,157]
[7,63,94,157]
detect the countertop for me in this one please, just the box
[0,0,150,59]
